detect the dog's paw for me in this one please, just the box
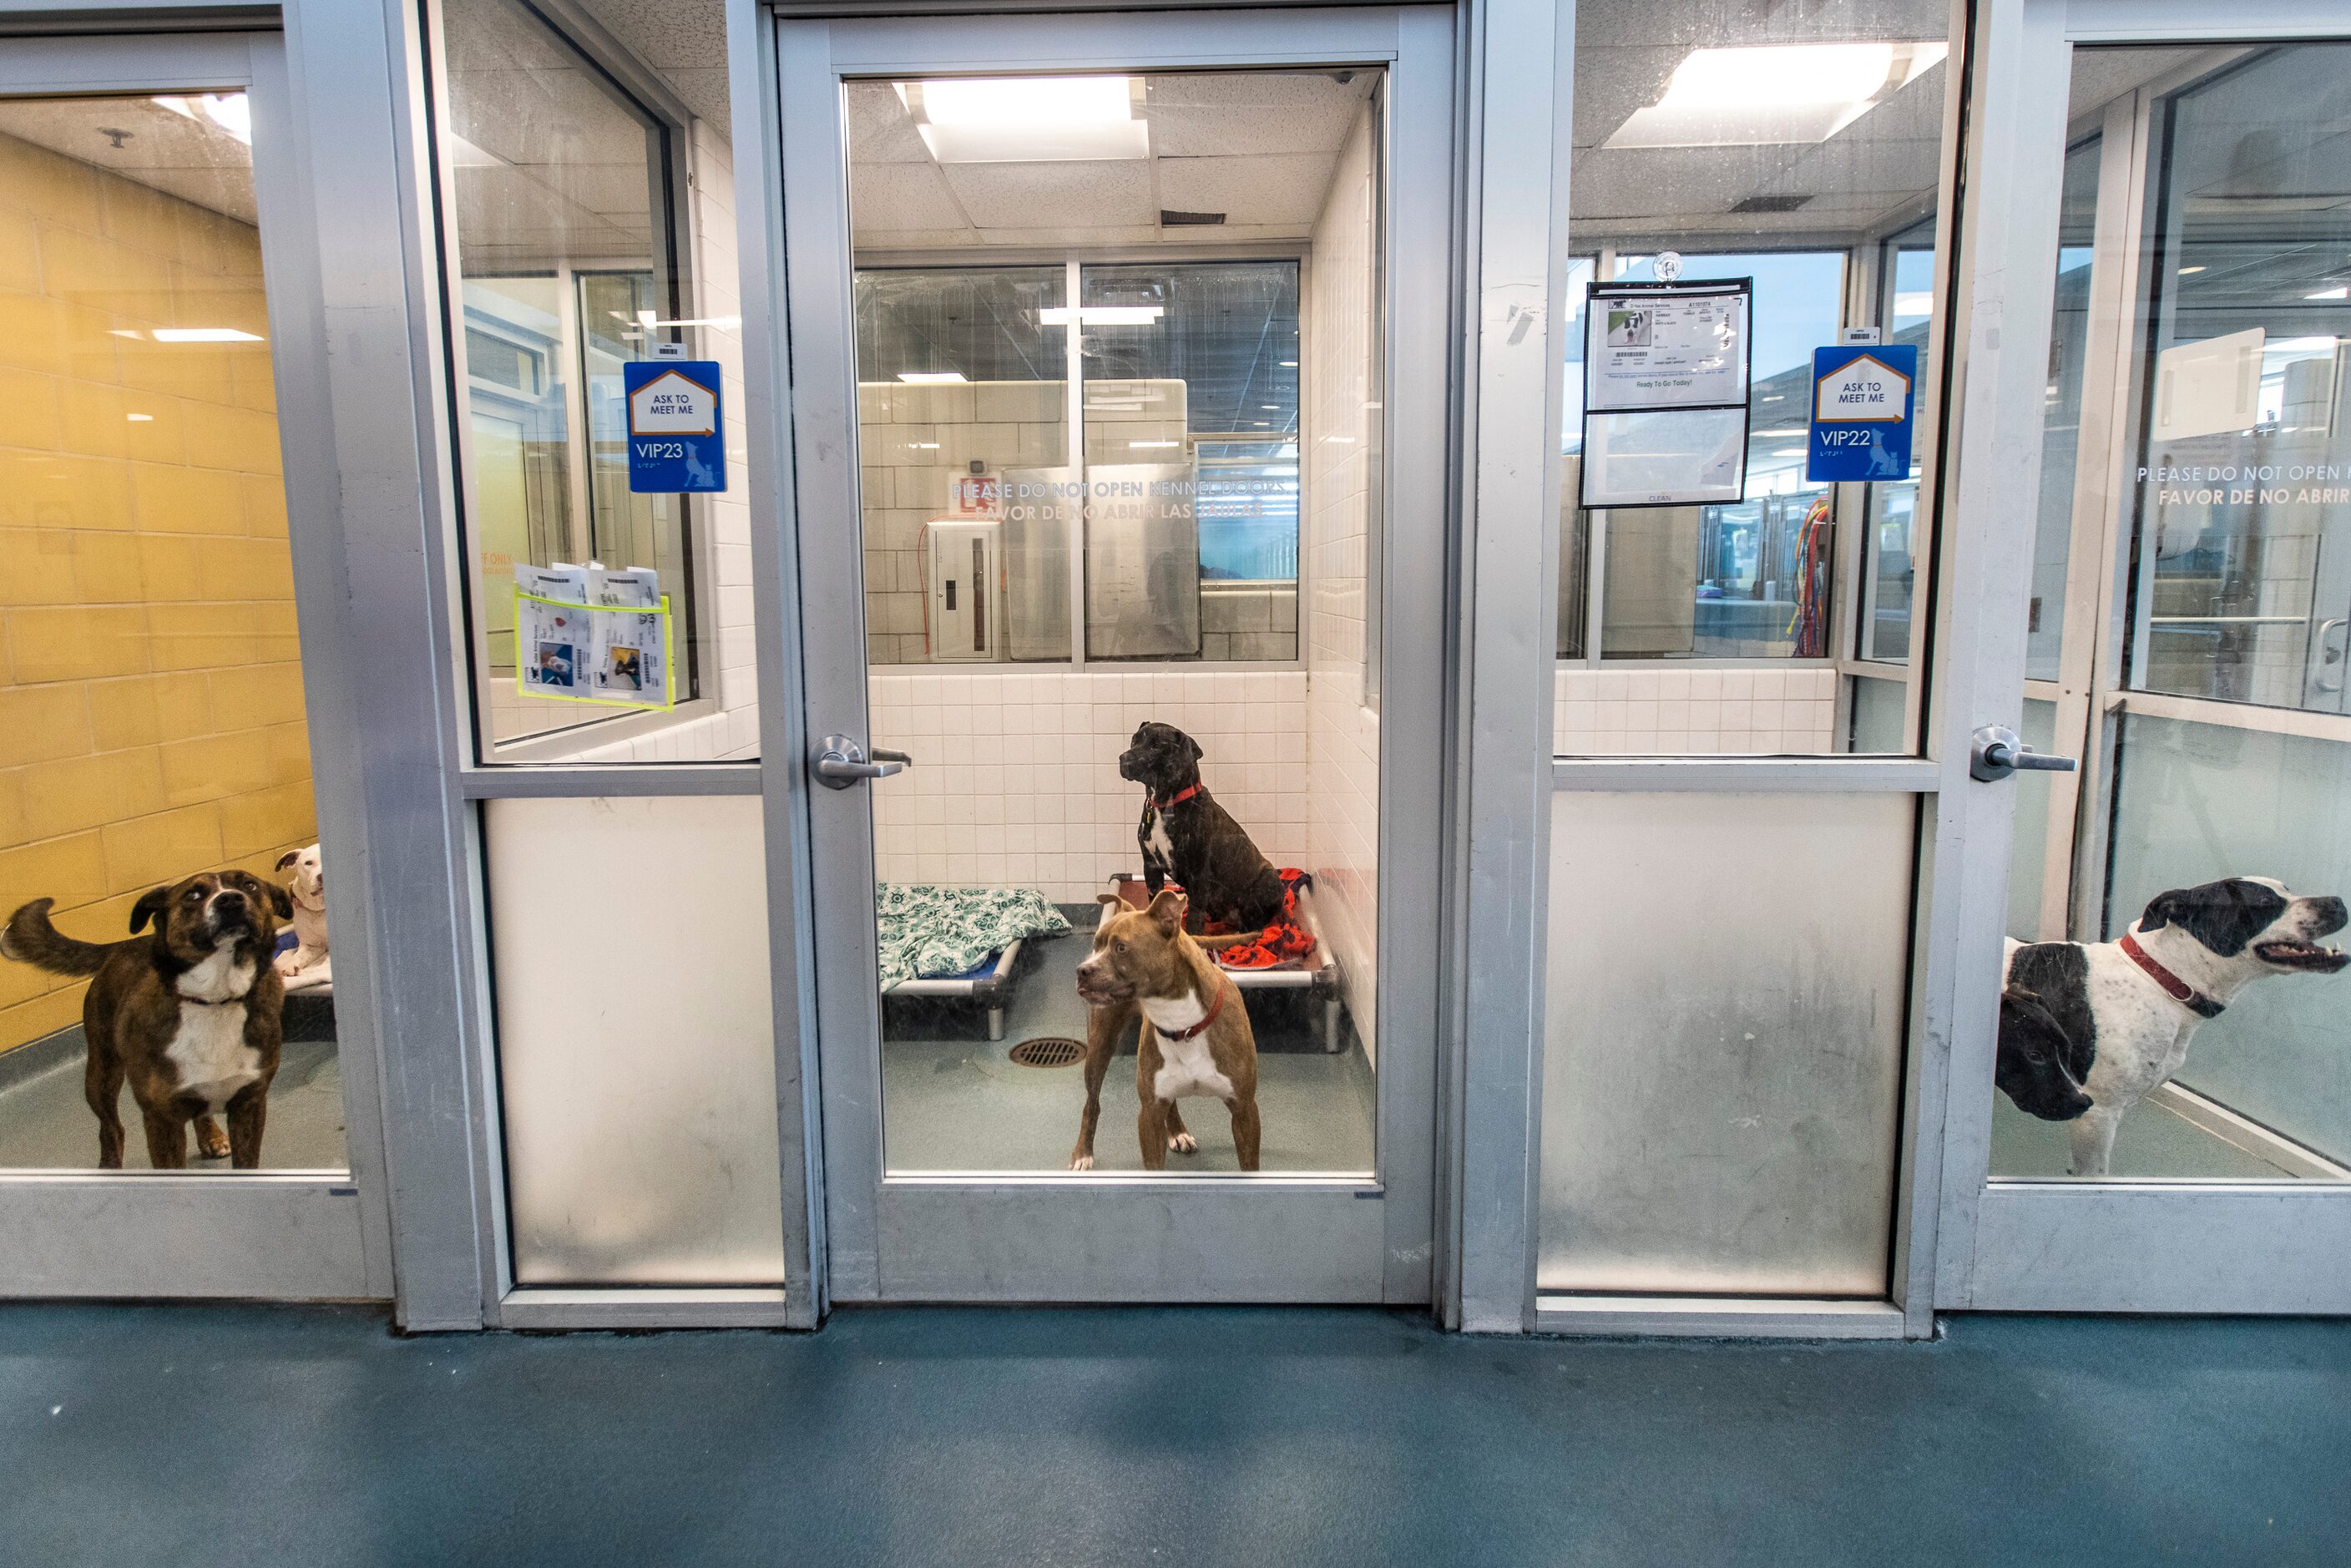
[1069,1153,1094,1171]
[1168,1131,1199,1155]
[272,953,301,978]
[195,1118,230,1160]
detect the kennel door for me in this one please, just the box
[776,4,1454,1303]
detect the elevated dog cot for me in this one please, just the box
[1103,873,1347,1054]
[876,884,1072,1042]
[882,942,1026,1042]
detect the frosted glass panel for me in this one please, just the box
[1540,792,1913,1296]
[486,796,784,1284]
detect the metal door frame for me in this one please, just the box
[1934,0,2351,1313]
[0,19,390,1300]
[770,4,1457,1303]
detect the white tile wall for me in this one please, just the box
[528,122,761,766]
[1553,666,1839,755]
[868,670,1308,902]
[1306,104,1381,1062]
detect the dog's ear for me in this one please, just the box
[276,849,301,872]
[1184,734,1201,764]
[129,886,172,933]
[265,881,294,919]
[1145,888,1186,936]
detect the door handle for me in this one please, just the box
[813,734,911,789]
[2314,617,2348,693]
[1970,724,2078,783]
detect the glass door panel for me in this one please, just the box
[844,72,1370,1179]
[1993,42,2351,1186]
[781,6,1449,1301]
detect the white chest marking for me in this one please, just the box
[168,951,263,1108]
[1144,812,1175,870]
[2075,945,2204,1108]
[1142,992,1234,1102]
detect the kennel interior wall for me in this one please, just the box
[0,129,314,1056]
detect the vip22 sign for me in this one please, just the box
[624,360,726,493]
[1806,344,1918,483]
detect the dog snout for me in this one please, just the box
[2307,896,2348,936]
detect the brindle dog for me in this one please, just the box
[4,870,292,1168]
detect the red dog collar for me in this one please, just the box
[2121,930,2225,1019]
[1157,979,1227,1042]
[1152,783,1202,810]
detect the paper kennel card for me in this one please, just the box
[513,564,674,710]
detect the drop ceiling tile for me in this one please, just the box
[1146,73,1370,158]
[941,159,1155,230]
[978,225,1163,246]
[576,0,730,68]
[852,159,969,237]
[847,82,933,164]
[1157,154,1334,227]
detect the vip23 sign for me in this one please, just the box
[624,360,727,493]
[1807,344,1918,483]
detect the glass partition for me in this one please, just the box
[1993,43,2351,1183]
[438,0,756,763]
[844,67,1382,1176]
[1553,1,1952,757]
[0,90,342,1171]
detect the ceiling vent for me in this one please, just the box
[1160,209,1226,226]
[1728,193,1813,214]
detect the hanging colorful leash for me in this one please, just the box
[1782,493,1832,657]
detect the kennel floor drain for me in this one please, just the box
[1008,1036,1085,1068]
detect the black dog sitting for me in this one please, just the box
[1118,721,1288,936]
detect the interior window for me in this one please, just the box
[1565,250,1848,662]
[438,0,719,758]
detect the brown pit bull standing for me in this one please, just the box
[1070,888,1261,1171]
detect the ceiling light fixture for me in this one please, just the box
[1604,41,1948,150]
[897,371,968,384]
[2179,266,2207,276]
[151,93,251,145]
[1039,306,1164,326]
[1130,440,1180,449]
[2307,286,2348,301]
[897,75,1147,164]
[151,327,264,343]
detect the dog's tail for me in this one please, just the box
[1,899,113,978]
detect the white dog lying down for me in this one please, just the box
[273,842,331,992]
[2000,876,2346,1176]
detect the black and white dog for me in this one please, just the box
[2000,877,2347,1176]
[1117,721,1287,936]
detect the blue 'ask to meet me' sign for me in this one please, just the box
[1807,343,1918,483]
[624,359,726,493]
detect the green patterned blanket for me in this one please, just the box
[877,884,1071,989]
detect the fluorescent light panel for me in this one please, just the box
[1605,42,1948,149]
[1038,306,1164,326]
[151,327,264,342]
[897,371,968,384]
[898,75,1146,164]
[151,93,250,146]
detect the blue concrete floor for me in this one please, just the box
[1,1304,2345,1566]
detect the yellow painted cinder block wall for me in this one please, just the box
[0,130,312,1053]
